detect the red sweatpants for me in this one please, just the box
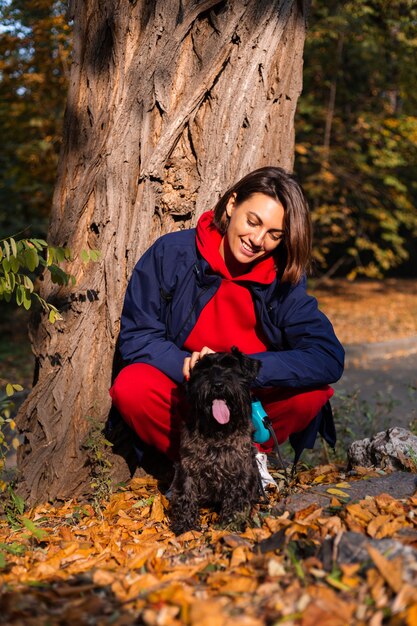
[110,364,334,461]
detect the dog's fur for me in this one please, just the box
[170,347,261,535]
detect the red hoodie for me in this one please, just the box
[183,211,276,354]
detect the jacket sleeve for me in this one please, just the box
[119,240,190,383]
[252,278,345,388]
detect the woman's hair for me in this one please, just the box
[213,166,312,284]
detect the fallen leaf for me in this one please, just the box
[326,488,350,499]
[267,558,286,577]
[406,603,417,626]
[230,546,248,568]
[150,494,166,523]
[367,545,403,593]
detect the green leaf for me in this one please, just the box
[287,543,305,581]
[12,384,23,392]
[16,285,24,306]
[23,275,34,292]
[89,249,101,262]
[10,255,20,273]
[53,247,66,263]
[2,258,11,274]
[9,238,18,257]
[8,272,16,293]
[7,487,25,515]
[21,517,47,540]
[6,384,14,397]
[24,248,39,272]
[29,238,47,251]
[81,249,89,263]
[3,240,10,261]
[0,552,6,569]
[0,542,26,556]
[22,289,32,311]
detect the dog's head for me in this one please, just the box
[185,347,261,434]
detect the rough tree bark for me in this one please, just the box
[16,0,310,504]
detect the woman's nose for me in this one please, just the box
[250,229,266,247]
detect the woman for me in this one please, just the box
[110,167,344,482]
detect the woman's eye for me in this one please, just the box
[247,219,257,227]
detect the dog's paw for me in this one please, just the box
[171,518,202,536]
[218,507,251,531]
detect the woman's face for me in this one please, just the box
[219,192,285,273]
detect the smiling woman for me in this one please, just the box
[219,193,285,276]
[110,166,345,479]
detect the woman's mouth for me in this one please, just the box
[240,239,261,257]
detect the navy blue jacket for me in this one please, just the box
[119,228,345,389]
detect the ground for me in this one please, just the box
[0,279,417,625]
[311,278,417,344]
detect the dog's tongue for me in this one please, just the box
[212,399,230,424]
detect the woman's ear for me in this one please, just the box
[225,193,237,218]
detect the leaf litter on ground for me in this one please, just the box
[1,465,417,625]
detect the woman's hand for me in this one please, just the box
[183,346,215,380]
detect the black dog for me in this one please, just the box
[170,347,261,535]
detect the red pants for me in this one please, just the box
[109,364,334,461]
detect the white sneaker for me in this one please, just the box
[255,452,277,489]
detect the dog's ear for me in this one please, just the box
[231,346,261,382]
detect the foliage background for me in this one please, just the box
[295,0,417,279]
[0,0,69,238]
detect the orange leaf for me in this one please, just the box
[206,572,258,593]
[189,599,229,626]
[150,494,166,523]
[367,514,393,538]
[92,568,117,586]
[406,603,417,626]
[230,546,248,568]
[345,503,374,524]
[367,545,403,593]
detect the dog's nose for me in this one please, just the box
[212,380,223,391]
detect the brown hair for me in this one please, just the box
[213,166,312,284]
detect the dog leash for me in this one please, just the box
[251,398,290,484]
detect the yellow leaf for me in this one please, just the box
[326,488,350,499]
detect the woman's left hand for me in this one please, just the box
[183,346,215,380]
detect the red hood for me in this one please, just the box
[195,211,276,284]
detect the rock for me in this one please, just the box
[347,427,417,471]
[274,472,417,514]
[321,531,417,585]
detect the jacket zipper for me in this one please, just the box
[172,285,211,344]
[172,263,215,344]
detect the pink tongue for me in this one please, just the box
[212,399,230,424]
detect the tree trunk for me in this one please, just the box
[16,0,310,504]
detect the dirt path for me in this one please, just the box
[311,279,417,440]
[312,278,417,345]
